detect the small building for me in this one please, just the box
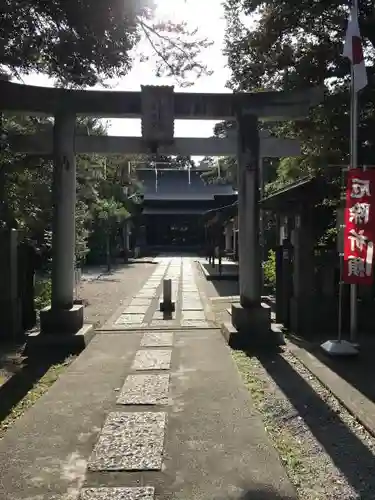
[135,168,235,252]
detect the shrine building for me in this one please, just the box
[135,167,236,251]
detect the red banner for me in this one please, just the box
[343,168,375,284]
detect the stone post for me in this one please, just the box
[290,208,315,335]
[40,111,84,335]
[231,114,271,338]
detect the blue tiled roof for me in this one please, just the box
[137,168,234,200]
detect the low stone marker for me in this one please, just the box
[159,279,175,319]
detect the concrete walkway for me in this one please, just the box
[100,257,212,330]
[0,257,296,500]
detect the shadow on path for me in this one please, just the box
[214,485,296,500]
[209,279,239,297]
[253,350,375,497]
[290,334,375,405]
[0,344,76,428]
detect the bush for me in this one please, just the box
[263,250,276,292]
[34,279,52,311]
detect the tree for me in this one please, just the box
[224,0,375,92]
[222,0,375,263]
[1,0,213,87]
[223,0,375,183]
[0,114,144,269]
[91,197,130,271]
[200,157,238,187]
[157,155,196,169]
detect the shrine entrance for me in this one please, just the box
[146,216,201,248]
[0,79,321,342]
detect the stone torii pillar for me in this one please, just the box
[231,113,271,339]
[40,111,84,335]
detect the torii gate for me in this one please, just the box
[0,81,322,341]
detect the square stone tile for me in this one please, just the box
[132,350,172,370]
[80,487,155,500]
[117,374,170,405]
[87,412,166,471]
[182,310,206,321]
[141,332,174,347]
[115,314,144,325]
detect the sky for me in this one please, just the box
[20,0,231,141]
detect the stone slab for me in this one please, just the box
[130,299,151,306]
[182,311,206,321]
[137,291,156,298]
[124,305,149,314]
[152,312,176,321]
[181,321,210,328]
[141,332,174,347]
[132,350,172,370]
[182,302,203,311]
[182,292,201,299]
[80,487,155,500]
[88,412,166,471]
[115,314,144,325]
[150,320,178,327]
[117,374,170,405]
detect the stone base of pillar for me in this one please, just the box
[26,324,94,354]
[40,304,84,335]
[230,302,279,348]
[0,297,22,339]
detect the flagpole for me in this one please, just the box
[321,0,363,355]
[350,0,358,343]
[349,2,359,344]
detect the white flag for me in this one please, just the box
[343,3,367,92]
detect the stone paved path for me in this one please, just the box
[0,255,296,500]
[113,257,212,330]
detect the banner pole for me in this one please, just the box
[337,167,346,342]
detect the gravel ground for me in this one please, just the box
[232,348,375,500]
[76,262,157,328]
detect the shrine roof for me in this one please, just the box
[202,201,238,227]
[137,168,235,201]
[259,175,326,211]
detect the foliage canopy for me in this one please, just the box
[1,0,212,87]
